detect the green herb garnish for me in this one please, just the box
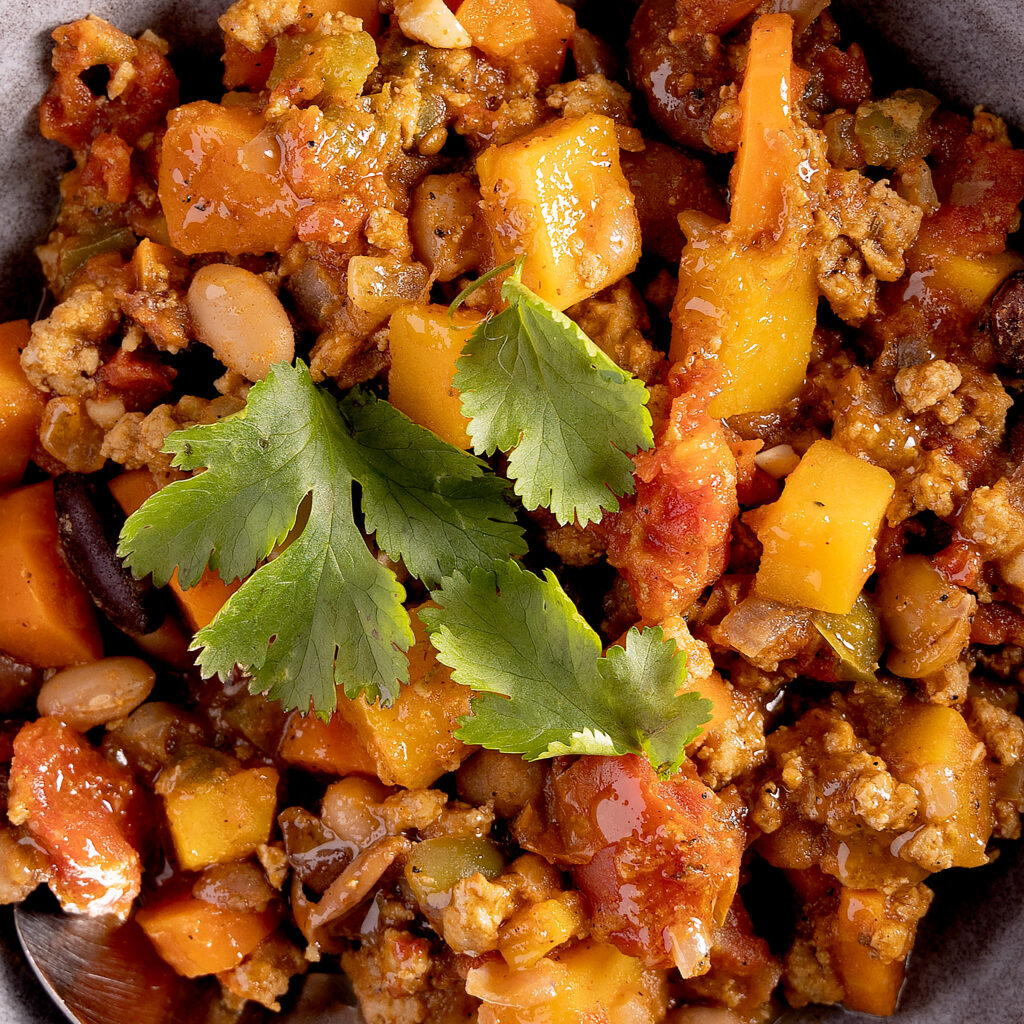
[453,262,654,526]
[118,361,524,714]
[422,559,711,776]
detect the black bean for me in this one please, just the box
[991,270,1024,373]
[52,473,162,637]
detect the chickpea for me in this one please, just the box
[187,264,294,381]
[876,555,975,679]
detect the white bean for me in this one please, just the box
[187,264,294,381]
[38,656,156,731]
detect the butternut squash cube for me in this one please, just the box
[755,440,895,614]
[137,891,278,977]
[670,220,817,418]
[456,0,575,85]
[159,102,305,256]
[280,709,377,776]
[388,303,482,449]
[881,704,991,868]
[476,113,641,310]
[0,321,46,492]
[162,762,279,870]
[467,937,662,1024]
[339,604,472,788]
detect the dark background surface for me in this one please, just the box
[1,1,1023,1021]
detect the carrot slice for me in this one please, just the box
[0,320,46,492]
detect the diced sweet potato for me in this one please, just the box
[109,470,241,630]
[755,440,895,614]
[0,482,102,667]
[0,321,46,492]
[159,101,307,256]
[456,0,575,85]
[137,890,279,978]
[279,709,377,776]
[388,303,482,449]
[338,604,472,788]
[8,717,142,918]
[832,888,907,1016]
[881,705,991,868]
[476,113,641,310]
[161,756,279,870]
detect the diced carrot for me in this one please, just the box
[109,469,241,631]
[280,709,377,776]
[456,0,575,85]
[169,568,241,632]
[8,717,142,918]
[0,482,102,667]
[729,13,806,240]
[0,321,46,492]
[137,891,279,977]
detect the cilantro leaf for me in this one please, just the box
[421,560,711,775]
[453,268,654,526]
[118,361,525,714]
[341,389,526,588]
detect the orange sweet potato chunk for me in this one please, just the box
[159,101,307,255]
[280,709,377,776]
[0,321,46,492]
[109,469,241,630]
[137,891,278,977]
[456,0,575,85]
[0,482,102,667]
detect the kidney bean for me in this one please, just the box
[53,473,161,636]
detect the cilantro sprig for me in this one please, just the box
[453,262,654,526]
[118,362,525,714]
[422,560,711,776]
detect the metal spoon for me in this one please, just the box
[14,894,363,1024]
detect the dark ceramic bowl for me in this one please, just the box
[1,2,1023,1022]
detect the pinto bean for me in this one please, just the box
[991,270,1024,373]
[37,656,156,730]
[187,264,295,381]
[53,473,161,636]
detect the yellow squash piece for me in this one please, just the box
[476,113,641,310]
[388,303,482,449]
[670,13,818,418]
[755,440,895,614]
[162,762,279,870]
[0,321,46,492]
[467,937,663,1024]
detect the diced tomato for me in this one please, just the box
[7,717,143,918]
[549,754,744,972]
[95,347,176,411]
